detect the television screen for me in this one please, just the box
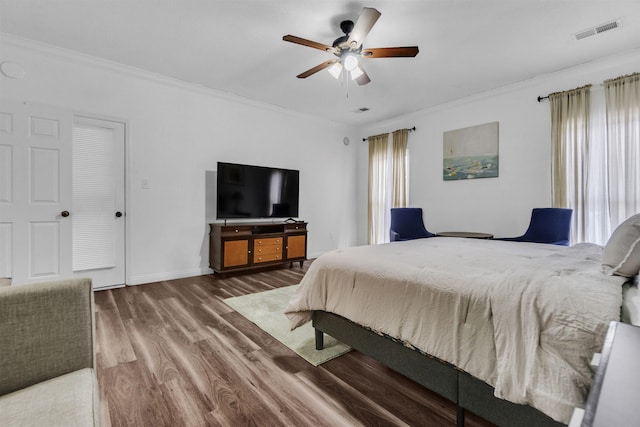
[216,162,300,219]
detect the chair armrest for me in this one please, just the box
[0,278,95,396]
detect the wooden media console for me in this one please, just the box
[209,221,307,276]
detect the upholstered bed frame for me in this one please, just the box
[313,311,566,427]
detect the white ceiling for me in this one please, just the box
[1,1,639,125]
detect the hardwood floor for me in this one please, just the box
[95,263,495,427]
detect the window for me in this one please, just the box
[551,73,640,244]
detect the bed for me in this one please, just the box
[285,229,640,426]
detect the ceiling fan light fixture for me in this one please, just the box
[350,66,364,80]
[343,55,359,71]
[328,62,343,79]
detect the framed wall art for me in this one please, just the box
[443,121,499,181]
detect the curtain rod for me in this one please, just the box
[537,81,608,102]
[362,126,416,142]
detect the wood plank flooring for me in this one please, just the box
[95,262,496,427]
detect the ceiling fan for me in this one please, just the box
[283,7,419,85]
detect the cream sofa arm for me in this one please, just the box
[0,278,95,396]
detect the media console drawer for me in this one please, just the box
[209,222,307,276]
[220,225,253,236]
[285,223,305,232]
[255,237,283,247]
[255,245,282,255]
[254,237,283,262]
[254,253,283,263]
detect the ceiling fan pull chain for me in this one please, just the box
[345,69,350,99]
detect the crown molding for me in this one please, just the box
[362,47,640,130]
[0,32,352,128]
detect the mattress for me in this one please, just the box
[285,237,628,423]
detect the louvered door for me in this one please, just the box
[71,116,125,288]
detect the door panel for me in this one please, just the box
[30,221,60,278]
[287,235,306,259]
[29,116,60,139]
[223,240,249,267]
[0,145,11,202]
[30,148,60,203]
[0,223,11,276]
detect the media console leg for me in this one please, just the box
[299,260,304,267]
[315,329,324,350]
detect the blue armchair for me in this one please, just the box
[390,207,436,242]
[496,208,573,246]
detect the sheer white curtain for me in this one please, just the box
[551,73,640,245]
[368,130,410,244]
[604,73,640,229]
[584,87,611,244]
[392,129,409,207]
[368,133,390,244]
[550,85,591,243]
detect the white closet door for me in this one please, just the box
[72,116,125,288]
[0,99,73,284]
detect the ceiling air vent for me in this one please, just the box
[575,20,620,40]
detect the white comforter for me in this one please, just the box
[285,237,627,424]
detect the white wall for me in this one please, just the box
[356,49,640,244]
[2,35,638,283]
[0,35,360,285]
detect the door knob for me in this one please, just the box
[61,210,70,217]
[115,211,123,218]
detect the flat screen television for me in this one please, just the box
[216,162,300,220]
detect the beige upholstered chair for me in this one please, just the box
[0,278,100,426]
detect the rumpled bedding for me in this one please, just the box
[284,237,627,423]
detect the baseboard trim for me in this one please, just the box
[94,283,126,291]
[127,267,213,286]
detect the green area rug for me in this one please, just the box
[223,285,350,366]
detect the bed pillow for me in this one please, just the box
[602,213,640,277]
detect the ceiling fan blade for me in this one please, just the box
[355,67,371,86]
[361,46,419,58]
[296,59,337,79]
[346,7,381,49]
[283,35,339,54]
